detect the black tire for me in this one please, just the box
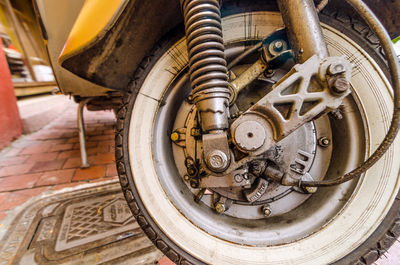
[115,2,400,264]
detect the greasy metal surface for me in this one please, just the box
[0,182,163,265]
[230,55,352,157]
[77,98,91,168]
[155,39,362,244]
[277,0,329,62]
[180,0,231,133]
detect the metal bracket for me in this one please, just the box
[77,98,92,168]
[230,55,352,156]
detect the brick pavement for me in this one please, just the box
[0,102,117,222]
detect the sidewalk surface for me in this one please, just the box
[0,101,117,222]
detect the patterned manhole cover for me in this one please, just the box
[0,182,163,265]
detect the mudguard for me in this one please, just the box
[59,0,400,92]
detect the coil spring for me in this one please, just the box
[181,0,230,101]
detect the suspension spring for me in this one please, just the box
[180,0,230,132]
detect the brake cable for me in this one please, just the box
[300,0,400,187]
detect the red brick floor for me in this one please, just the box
[0,103,117,222]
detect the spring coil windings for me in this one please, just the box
[181,0,230,107]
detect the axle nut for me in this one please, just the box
[331,77,350,94]
[206,150,229,172]
[215,202,226,214]
[234,121,266,152]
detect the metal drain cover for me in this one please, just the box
[0,182,163,265]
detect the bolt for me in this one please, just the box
[262,205,272,217]
[183,174,190,181]
[206,150,228,172]
[328,63,346,75]
[318,137,330,147]
[170,132,180,142]
[330,108,343,120]
[331,77,350,94]
[215,202,226,214]
[190,180,199,189]
[234,174,243,183]
[273,41,284,52]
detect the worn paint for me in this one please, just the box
[59,0,128,62]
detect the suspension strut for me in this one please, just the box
[180,0,232,172]
[180,0,230,132]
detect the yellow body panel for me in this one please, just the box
[59,0,127,62]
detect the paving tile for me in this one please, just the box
[20,144,50,155]
[30,159,66,173]
[0,155,29,167]
[35,169,75,186]
[72,141,97,150]
[3,147,23,157]
[48,143,74,152]
[94,153,115,165]
[0,192,10,204]
[106,163,118,177]
[0,163,35,177]
[57,150,81,159]
[0,173,42,192]
[87,145,110,155]
[66,137,80,144]
[89,134,115,141]
[73,166,106,181]
[63,157,95,169]
[25,152,60,163]
[0,187,49,211]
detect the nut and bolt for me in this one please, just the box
[318,137,331,147]
[330,108,343,120]
[183,174,190,181]
[331,77,350,94]
[215,202,226,214]
[273,41,284,52]
[170,132,180,142]
[190,179,199,188]
[328,63,346,75]
[206,150,229,172]
[262,205,272,217]
[234,174,243,183]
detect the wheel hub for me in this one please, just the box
[171,68,333,219]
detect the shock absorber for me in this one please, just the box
[180,0,230,132]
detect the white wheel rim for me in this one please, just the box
[128,12,400,264]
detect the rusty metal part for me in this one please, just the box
[202,131,231,172]
[180,0,230,132]
[316,0,329,13]
[277,0,329,63]
[261,204,272,217]
[230,55,352,157]
[318,136,331,147]
[77,98,92,168]
[230,59,268,98]
[244,178,269,203]
[234,120,266,152]
[299,0,400,187]
[199,168,252,188]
